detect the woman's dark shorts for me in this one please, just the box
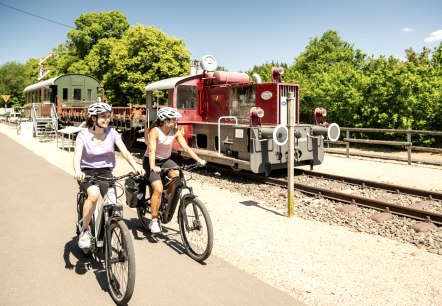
[80,168,113,197]
[143,156,178,183]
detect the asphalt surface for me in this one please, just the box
[0,132,303,306]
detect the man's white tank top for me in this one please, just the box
[151,127,176,160]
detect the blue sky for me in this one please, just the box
[0,0,441,72]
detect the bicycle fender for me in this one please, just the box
[181,193,196,203]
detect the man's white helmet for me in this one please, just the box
[157,107,182,121]
[88,102,112,116]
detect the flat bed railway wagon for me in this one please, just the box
[144,56,340,175]
[23,74,146,146]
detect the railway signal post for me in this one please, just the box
[287,91,295,217]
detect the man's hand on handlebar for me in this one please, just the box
[197,159,207,166]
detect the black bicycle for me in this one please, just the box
[136,163,214,262]
[76,172,136,305]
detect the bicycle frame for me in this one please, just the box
[77,184,122,253]
[154,167,195,224]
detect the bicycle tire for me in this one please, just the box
[105,219,136,305]
[179,197,213,262]
[76,192,92,257]
[136,205,151,230]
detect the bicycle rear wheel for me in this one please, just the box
[179,197,214,262]
[136,205,151,230]
[105,220,136,305]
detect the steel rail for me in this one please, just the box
[208,165,442,225]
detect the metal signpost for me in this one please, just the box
[287,91,295,217]
[2,95,11,115]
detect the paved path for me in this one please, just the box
[0,132,303,306]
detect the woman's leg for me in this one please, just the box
[150,180,163,219]
[82,185,101,230]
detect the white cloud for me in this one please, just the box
[402,27,413,32]
[424,29,442,43]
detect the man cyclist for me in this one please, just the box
[74,102,145,249]
[143,107,206,233]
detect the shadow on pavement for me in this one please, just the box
[63,236,109,292]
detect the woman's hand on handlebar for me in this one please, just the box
[134,167,146,177]
[197,158,207,166]
[151,166,161,173]
[74,171,85,182]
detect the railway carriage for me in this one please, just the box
[145,55,340,175]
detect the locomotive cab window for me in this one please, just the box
[177,85,197,109]
[230,86,256,118]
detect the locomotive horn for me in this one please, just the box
[311,123,340,142]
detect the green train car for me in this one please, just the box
[24,73,102,107]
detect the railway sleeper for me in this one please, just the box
[371,212,394,223]
[409,222,437,233]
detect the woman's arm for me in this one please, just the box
[115,138,145,175]
[148,128,161,172]
[176,131,206,165]
[73,141,84,181]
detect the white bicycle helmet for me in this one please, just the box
[87,102,112,116]
[157,107,182,121]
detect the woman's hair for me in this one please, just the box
[150,118,164,129]
[86,116,95,128]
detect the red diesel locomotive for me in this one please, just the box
[144,55,340,175]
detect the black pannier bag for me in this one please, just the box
[124,177,146,208]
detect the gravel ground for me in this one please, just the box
[2,123,442,306]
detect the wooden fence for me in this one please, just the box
[325,127,442,165]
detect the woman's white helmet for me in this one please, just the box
[157,107,182,121]
[88,102,112,116]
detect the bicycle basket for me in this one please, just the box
[124,177,145,208]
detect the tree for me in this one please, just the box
[67,11,130,59]
[291,30,367,123]
[0,62,27,107]
[102,25,191,105]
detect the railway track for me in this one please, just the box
[205,165,442,229]
[129,144,442,229]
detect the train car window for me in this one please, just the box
[87,89,92,101]
[73,88,81,100]
[177,85,197,109]
[230,86,256,118]
[63,88,68,101]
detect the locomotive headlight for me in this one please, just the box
[250,107,264,118]
[249,107,264,127]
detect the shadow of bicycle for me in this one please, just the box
[62,236,109,292]
[124,218,206,264]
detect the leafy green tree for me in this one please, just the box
[291,30,367,124]
[0,62,27,107]
[102,25,191,105]
[67,11,130,59]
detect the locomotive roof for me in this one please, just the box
[145,75,195,92]
[23,74,100,93]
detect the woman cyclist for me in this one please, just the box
[74,102,145,249]
[143,107,206,233]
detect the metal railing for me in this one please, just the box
[325,127,442,165]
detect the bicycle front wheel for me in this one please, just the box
[179,197,214,262]
[105,220,136,305]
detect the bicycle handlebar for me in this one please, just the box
[84,172,139,182]
[160,163,204,174]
